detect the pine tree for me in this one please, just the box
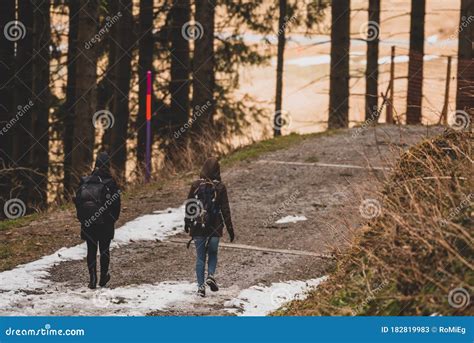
[328,0,351,129]
[70,0,98,188]
[406,0,425,124]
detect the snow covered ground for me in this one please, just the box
[0,206,326,316]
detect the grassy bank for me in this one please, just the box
[276,130,473,316]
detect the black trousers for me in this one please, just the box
[86,238,111,276]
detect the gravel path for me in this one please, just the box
[0,125,443,316]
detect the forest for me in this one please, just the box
[0,0,472,214]
[0,0,472,321]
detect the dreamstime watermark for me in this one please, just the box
[352,105,380,138]
[84,12,122,49]
[173,101,212,139]
[262,190,300,227]
[265,15,297,45]
[359,21,380,41]
[448,110,470,131]
[440,193,473,227]
[92,110,115,129]
[3,198,26,219]
[5,323,85,337]
[184,198,204,220]
[4,20,26,41]
[352,279,389,315]
[359,198,382,219]
[273,110,292,132]
[270,287,293,307]
[181,21,204,41]
[447,287,470,309]
[0,100,34,136]
[92,290,113,308]
[83,190,121,228]
[448,16,474,43]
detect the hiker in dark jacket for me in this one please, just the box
[184,157,235,297]
[75,152,121,289]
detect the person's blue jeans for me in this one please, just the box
[193,236,220,287]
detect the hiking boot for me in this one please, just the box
[206,275,219,292]
[99,273,111,287]
[197,285,206,297]
[88,268,97,289]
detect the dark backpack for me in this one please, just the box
[190,179,220,230]
[75,175,112,227]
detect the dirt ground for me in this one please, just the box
[2,125,443,315]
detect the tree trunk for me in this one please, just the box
[192,0,216,129]
[0,0,15,207]
[63,0,79,198]
[70,0,98,189]
[100,0,119,151]
[455,0,473,115]
[364,0,380,122]
[9,0,34,209]
[274,0,287,137]
[169,0,191,131]
[110,0,134,180]
[328,0,351,129]
[137,0,154,171]
[29,0,51,209]
[406,0,425,124]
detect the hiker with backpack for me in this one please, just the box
[74,152,121,289]
[184,157,235,297]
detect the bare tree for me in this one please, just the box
[29,0,51,208]
[70,0,99,189]
[274,0,287,137]
[328,0,351,129]
[364,0,380,122]
[63,0,79,197]
[406,0,425,124]
[192,0,216,129]
[110,0,134,180]
[169,0,191,131]
[0,0,15,204]
[455,0,473,115]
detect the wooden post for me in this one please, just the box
[440,56,452,125]
[386,46,395,124]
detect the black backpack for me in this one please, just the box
[190,179,220,229]
[75,175,112,227]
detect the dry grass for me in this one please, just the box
[276,130,473,316]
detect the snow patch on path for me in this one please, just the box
[224,276,328,316]
[0,281,197,316]
[0,206,185,292]
[0,277,327,316]
[275,215,307,224]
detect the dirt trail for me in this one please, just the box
[0,126,442,316]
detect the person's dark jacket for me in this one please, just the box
[78,152,121,241]
[184,158,234,240]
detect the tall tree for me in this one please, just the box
[12,0,34,207]
[405,0,425,124]
[0,0,15,206]
[169,0,191,131]
[110,0,134,180]
[63,0,79,198]
[29,0,51,208]
[70,0,98,189]
[273,0,287,137]
[455,0,473,114]
[192,0,216,128]
[137,0,154,171]
[364,0,380,122]
[328,0,351,129]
